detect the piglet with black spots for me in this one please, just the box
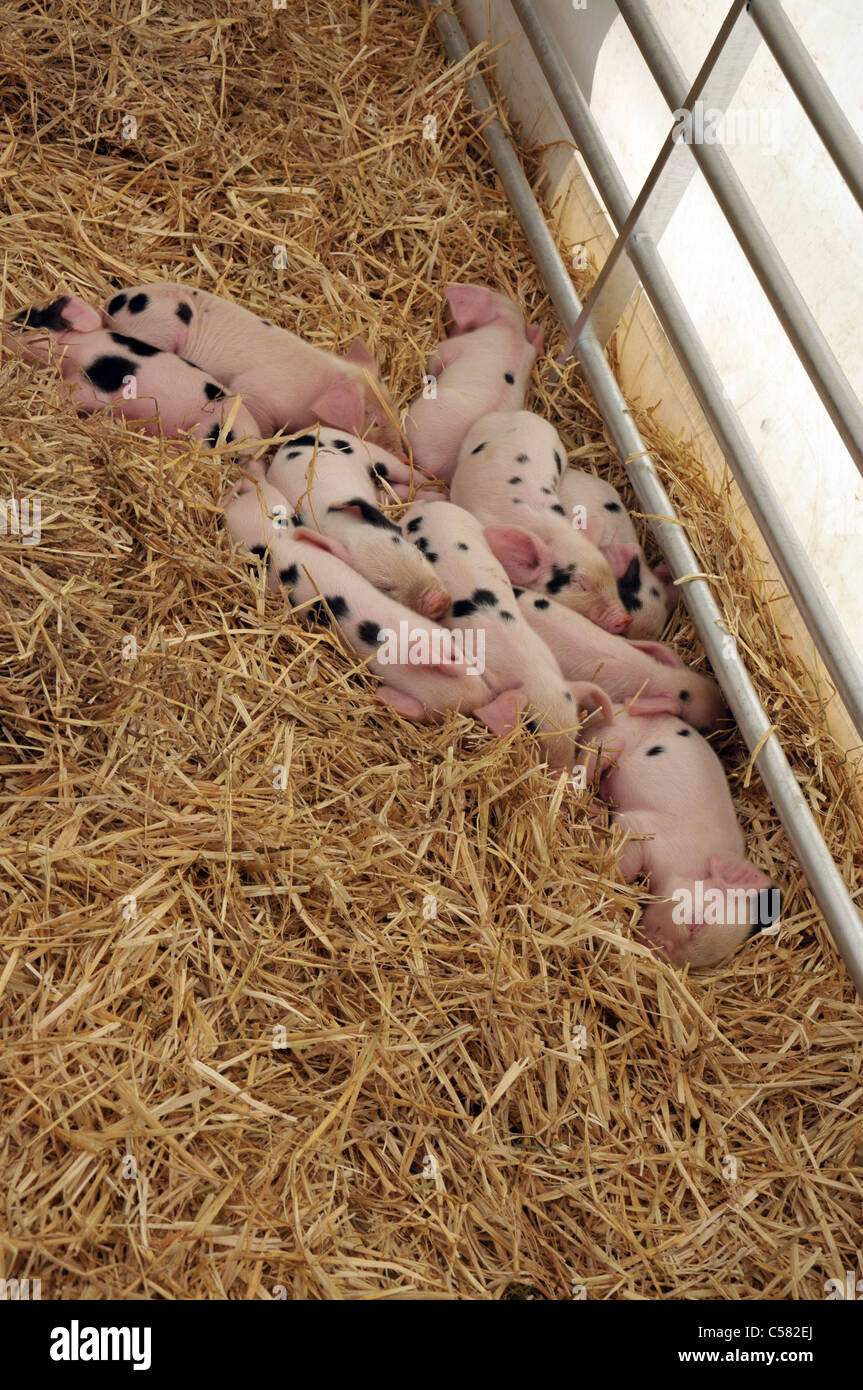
[3,295,261,456]
[514,590,726,733]
[104,283,403,455]
[559,469,677,639]
[450,410,631,635]
[402,500,613,770]
[222,481,494,721]
[262,429,450,619]
[403,285,544,483]
[584,705,780,967]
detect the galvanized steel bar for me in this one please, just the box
[749,0,863,214]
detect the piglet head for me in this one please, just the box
[105,284,190,353]
[643,857,780,968]
[601,544,674,640]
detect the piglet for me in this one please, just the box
[586,706,780,967]
[223,481,494,720]
[403,285,544,482]
[558,469,677,639]
[4,296,261,456]
[402,500,613,769]
[515,590,725,733]
[263,429,449,619]
[450,410,631,635]
[104,282,403,455]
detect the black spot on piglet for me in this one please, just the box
[128,293,149,313]
[504,371,515,384]
[470,441,486,455]
[175,302,192,324]
[679,689,692,702]
[108,331,160,356]
[205,424,221,446]
[84,354,137,394]
[406,516,423,533]
[279,564,298,586]
[358,621,381,646]
[106,292,127,317]
[250,544,267,560]
[204,381,225,400]
[646,745,664,756]
[12,296,70,331]
[330,438,353,453]
[604,501,623,512]
[289,434,318,449]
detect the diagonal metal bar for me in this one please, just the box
[749,0,863,214]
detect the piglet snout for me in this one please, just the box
[602,608,632,636]
[416,584,451,621]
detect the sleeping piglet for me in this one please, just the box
[514,590,726,733]
[222,481,496,721]
[402,500,613,769]
[104,282,403,454]
[403,285,544,483]
[585,705,780,967]
[263,429,450,619]
[558,468,677,639]
[450,410,631,635]
[4,296,261,456]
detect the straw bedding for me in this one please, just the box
[1,0,861,1301]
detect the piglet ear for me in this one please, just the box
[292,526,352,566]
[627,693,681,717]
[525,321,545,355]
[707,855,772,890]
[311,378,366,435]
[602,543,639,581]
[475,687,529,736]
[655,564,679,608]
[60,297,105,334]
[483,525,551,587]
[629,640,685,668]
[445,284,499,332]
[344,337,378,370]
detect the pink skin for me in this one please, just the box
[222,481,494,720]
[403,285,544,483]
[450,411,631,635]
[3,296,261,455]
[558,469,678,640]
[586,706,778,967]
[401,500,613,768]
[103,282,404,455]
[257,430,450,620]
[515,591,726,733]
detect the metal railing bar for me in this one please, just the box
[613,0,863,478]
[749,0,863,214]
[421,0,863,997]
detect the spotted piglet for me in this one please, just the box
[585,706,780,967]
[4,296,261,456]
[450,410,631,635]
[515,591,726,733]
[403,285,544,484]
[223,482,495,721]
[559,469,677,639]
[401,500,613,769]
[105,283,403,455]
[263,430,450,619]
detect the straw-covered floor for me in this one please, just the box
[1,0,861,1301]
